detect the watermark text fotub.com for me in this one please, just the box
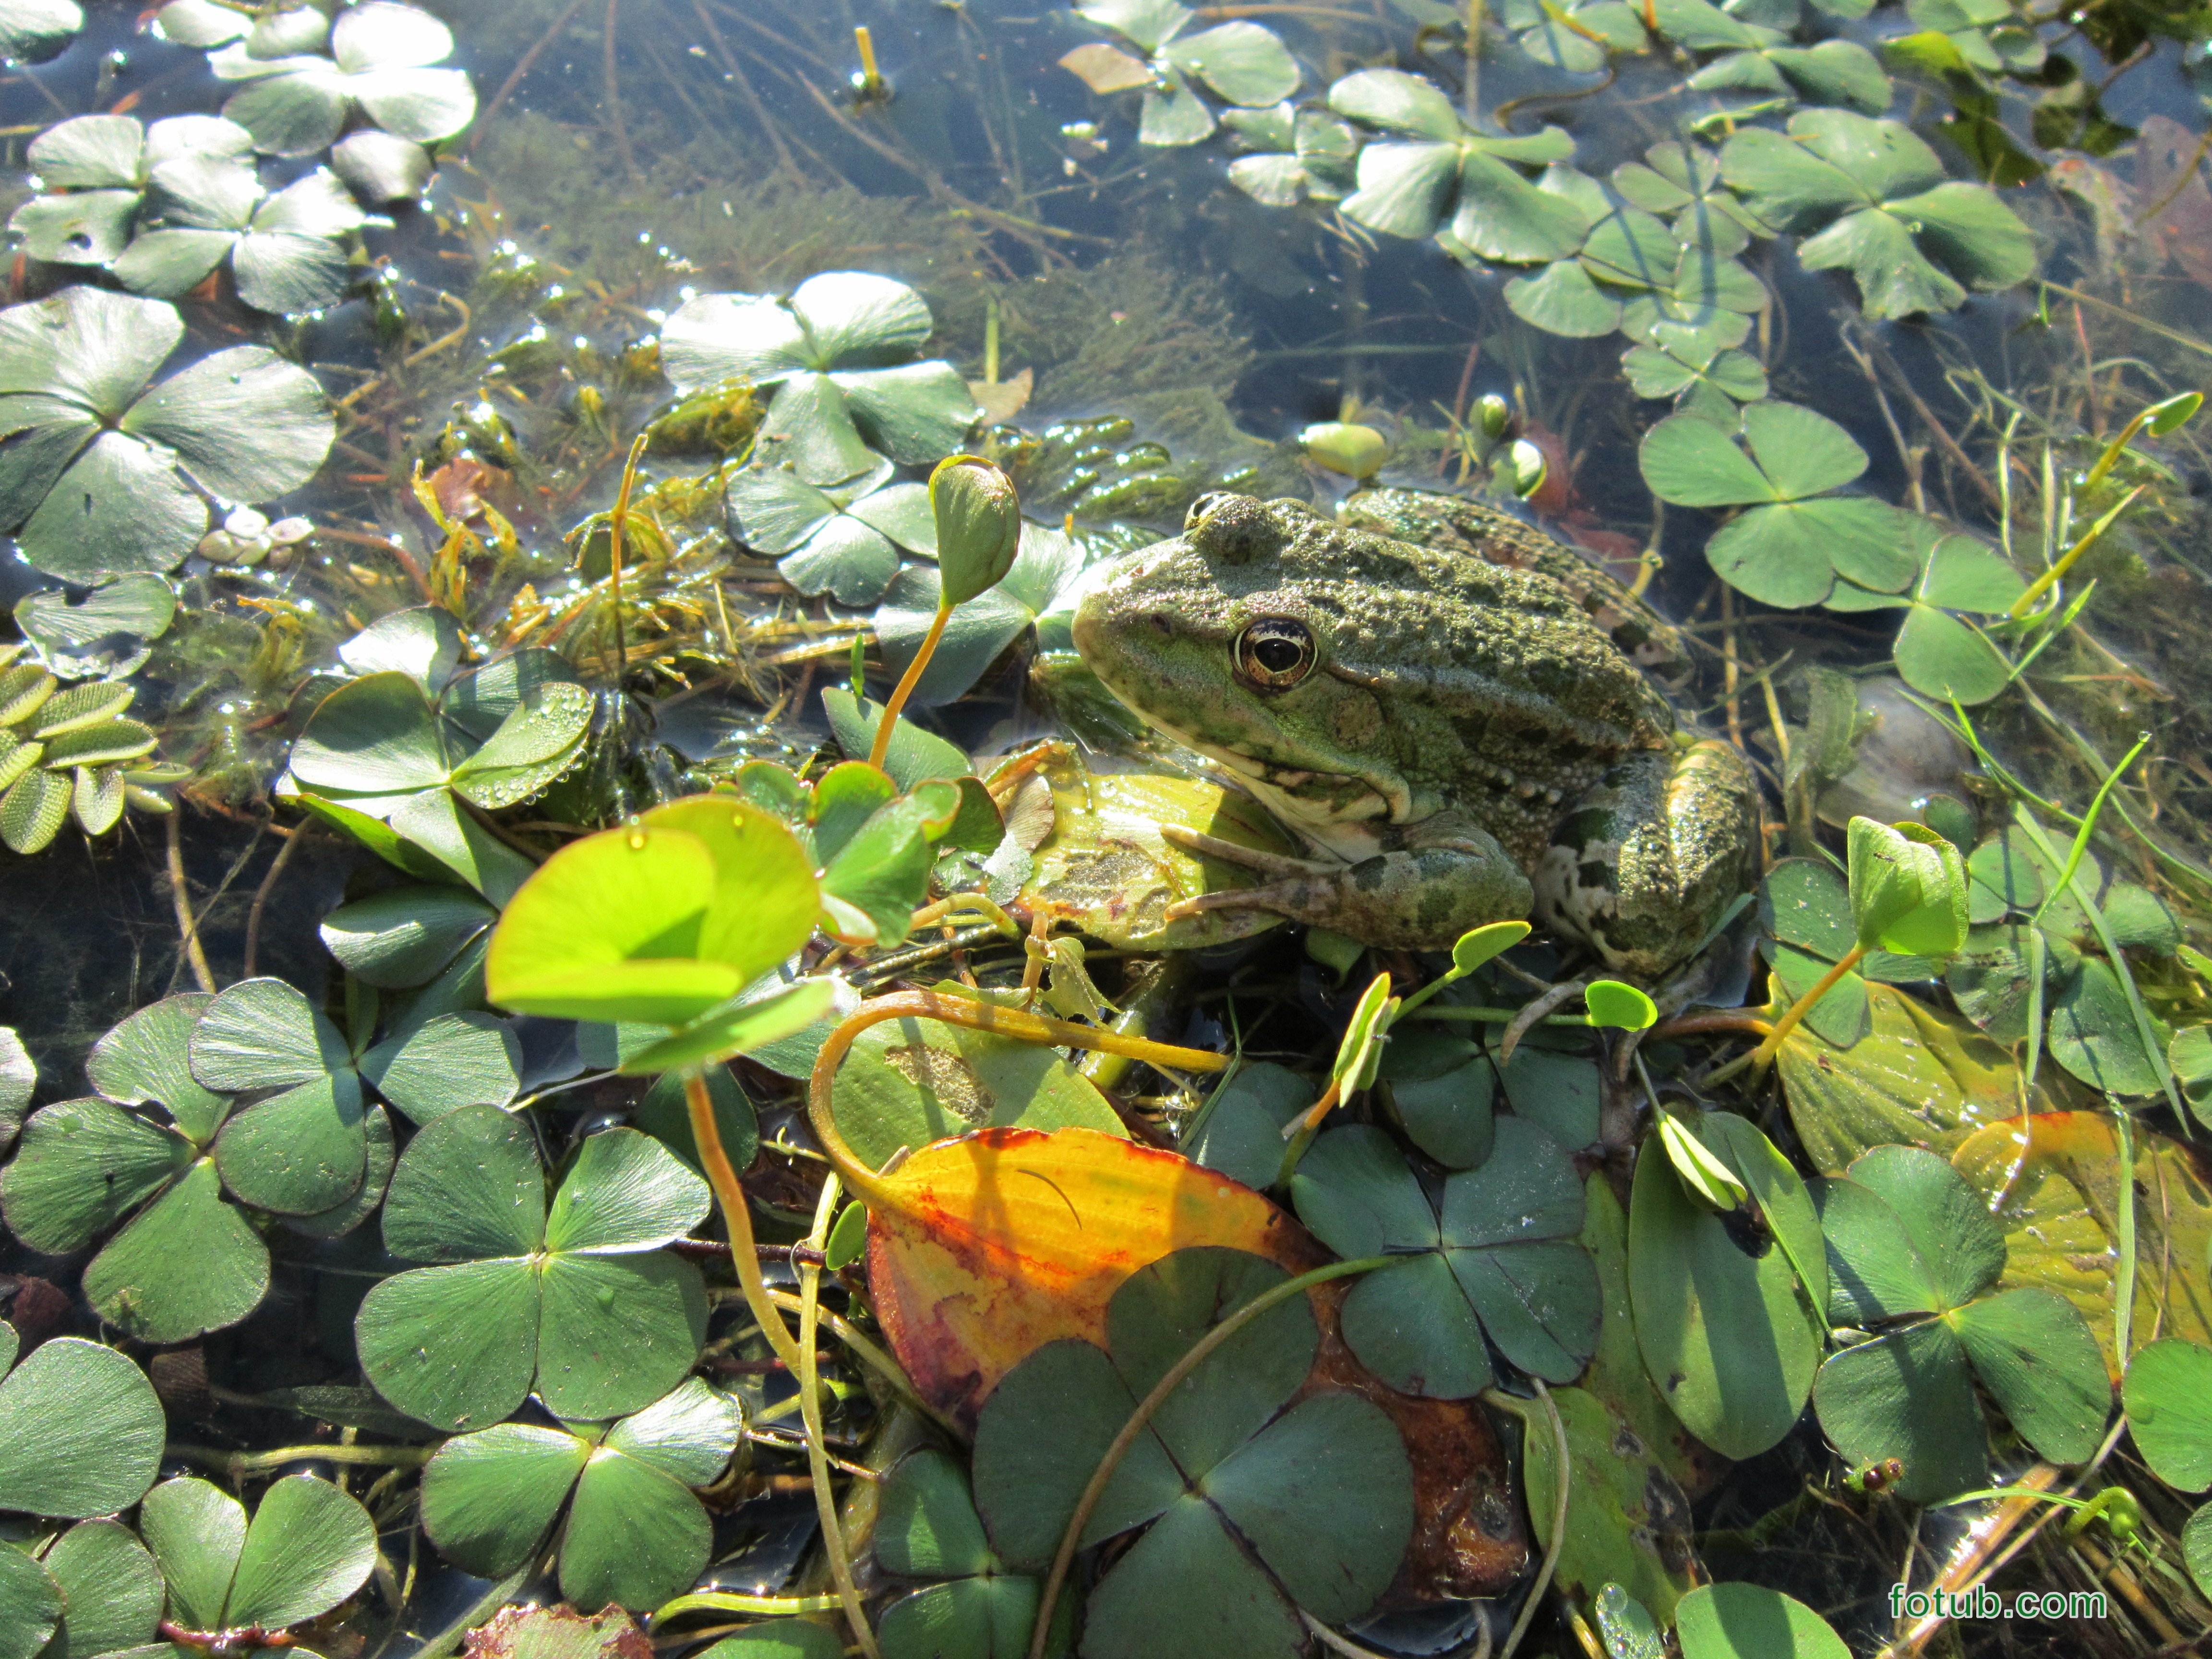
[1889,1584,2109,1621]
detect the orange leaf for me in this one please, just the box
[866,1126,1325,1427]
[1058,42,1154,94]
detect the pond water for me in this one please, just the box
[0,1,2208,1658]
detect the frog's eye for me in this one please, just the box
[1233,618,1316,690]
[1185,493,1233,531]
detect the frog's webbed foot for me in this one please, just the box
[1156,825,1342,922]
[1536,738,1761,979]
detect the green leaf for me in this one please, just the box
[2123,1337,2212,1490]
[1503,259,1623,338]
[873,519,1092,707]
[321,885,497,987]
[1950,1286,2110,1464]
[0,1096,191,1253]
[544,1128,710,1253]
[81,1157,272,1341]
[0,1336,165,1517]
[361,1012,521,1123]
[878,1449,999,1578]
[1586,980,1658,1030]
[222,1474,377,1630]
[1675,1583,1850,1659]
[1812,1319,1986,1499]
[486,800,818,1026]
[0,1547,61,1659]
[136,1478,244,1631]
[1160,22,1299,107]
[37,1518,164,1659]
[421,1421,589,1577]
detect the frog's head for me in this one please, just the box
[1071,493,1417,836]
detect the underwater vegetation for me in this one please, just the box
[0,0,2206,1658]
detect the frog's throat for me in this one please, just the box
[1137,709,1406,866]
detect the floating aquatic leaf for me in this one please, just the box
[875,519,1092,705]
[1639,400,1917,606]
[14,574,176,680]
[1811,1145,2108,1500]
[211,1,477,156]
[0,287,333,581]
[1900,0,2045,74]
[1824,529,2025,703]
[1720,110,2037,317]
[32,1516,164,1659]
[971,1245,1413,1655]
[1675,1583,1850,1659]
[0,649,175,852]
[663,273,976,485]
[0,0,80,64]
[422,1377,741,1610]
[1224,108,1360,206]
[0,1329,165,1518]
[876,1448,1068,1659]
[1065,0,1301,148]
[1689,37,1891,114]
[1295,1117,1599,1397]
[354,1105,709,1430]
[9,112,255,266]
[112,161,363,314]
[728,761,961,949]
[1329,68,1588,263]
[727,457,933,606]
[1499,0,1647,71]
[140,1474,376,1635]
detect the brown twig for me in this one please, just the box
[242,824,313,980]
[473,0,596,144]
[165,810,216,994]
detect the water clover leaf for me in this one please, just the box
[1622,337,1769,419]
[10,114,256,266]
[1613,141,1764,258]
[875,520,1092,706]
[0,287,335,582]
[1675,1584,1851,1659]
[1063,0,1300,148]
[1224,108,1360,207]
[286,644,592,830]
[190,974,370,1215]
[0,1028,27,1154]
[321,883,499,988]
[876,1448,1066,1659]
[0,994,279,1339]
[1500,0,1648,72]
[211,2,478,156]
[1901,0,2045,75]
[0,0,79,65]
[664,274,977,485]
[1719,110,2036,317]
[1328,68,1587,263]
[971,1246,1413,1657]
[726,457,933,606]
[1291,1118,1598,1397]
[0,1326,166,1518]
[729,762,962,950]
[112,161,364,314]
[139,1474,377,1640]
[421,1377,742,1611]
[354,1105,711,1431]
[31,1517,165,1659]
[1822,530,2025,703]
[16,574,177,680]
[1638,400,1915,607]
[1810,1145,2109,1501]
[1687,37,1891,114]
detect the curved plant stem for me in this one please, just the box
[805,990,1231,1204]
[685,1070,804,1373]
[651,1591,846,1622]
[1745,944,1864,1076]
[866,598,950,770]
[165,810,216,994]
[1023,1255,1395,1659]
[605,431,648,685]
[796,1171,878,1659]
[765,1289,963,1438]
[1492,1379,1569,1659]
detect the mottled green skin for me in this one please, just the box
[1070,492,1760,973]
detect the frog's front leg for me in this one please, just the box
[1160,818,1533,951]
[1534,738,1761,979]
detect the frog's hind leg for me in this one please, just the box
[1534,739,1762,979]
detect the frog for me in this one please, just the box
[1069,489,1761,977]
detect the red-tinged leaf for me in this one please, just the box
[1060,42,1155,93]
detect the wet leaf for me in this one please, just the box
[213,1,475,154]
[0,1334,164,1518]
[1675,1583,1849,1659]
[36,1517,163,1659]
[141,1474,374,1633]
[2124,1338,2212,1491]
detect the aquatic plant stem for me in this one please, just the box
[796,1170,879,1659]
[866,599,949,770]
[684,1070,805,1375]
[475,0,594,143]
[601,0,640,187]
[2008,484,2147,618]
[1744,945,1864,1077]
[1023,1255,1395,1659]
[605,432,648,685]
[1484,1382,1569,1659]
[165,810,216,994]
[650,1591,847,1623]
[806,990,1230,1203]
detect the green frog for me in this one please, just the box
[1069,489,1761,977]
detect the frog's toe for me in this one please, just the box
[1159,823,1336,880]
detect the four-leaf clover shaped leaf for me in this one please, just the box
[8,112,255,267]
[0,287,334,582]
[211,1,478,156]
[1720,109,2036,318]
[421,1377,743,1611]
[1059,0,1301,148]
[972,1246,1414,1659]
[662,272,978,486]
[112,161,364,314]
[727,455,934,606]
[354,1105,712,1431]
[1330,68,1589,264]
[1292,1117,1600,1397]
[1811,1144,2108,1502]
[1638,399,1918,607]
